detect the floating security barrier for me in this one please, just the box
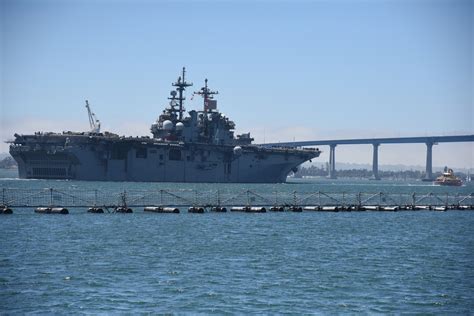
[1,188,472,213]
[188,206,205,213]
[230,206,246,212]
[230,206,266,213]
[88,207,104,213]
[348,206,360,211]
[413,205,430,211]
[363,205,381,211]
[381,206,399,212]
[35,207,69,214]
[289,206,303,212]
[320,206,339,212]
[248,206,266,213]
[144,206,180,213]
[0,205,13,214]
[269,206,284,212]
[210,206,227,212]
[115,206,133,213]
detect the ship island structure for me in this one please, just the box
[9,68,321,183]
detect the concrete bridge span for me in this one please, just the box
[260,135,474,180]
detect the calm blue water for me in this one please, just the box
[1,169,473,313]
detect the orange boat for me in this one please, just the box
[434,167,463,186]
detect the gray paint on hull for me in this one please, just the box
[12,143,318,183]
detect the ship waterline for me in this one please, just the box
[9,68,320,183]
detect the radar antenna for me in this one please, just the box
[85,100,101,133]
[194,78,219,112]
[172,67,193,120]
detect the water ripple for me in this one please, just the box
[1,180,474,313]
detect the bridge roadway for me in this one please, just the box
[260,135,474,180]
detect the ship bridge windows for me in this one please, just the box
[169,149,182,161]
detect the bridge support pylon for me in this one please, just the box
[371,143,381,180]
[423,142,435,181]
[328,144,337,179]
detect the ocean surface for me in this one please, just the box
[1,169,473,314]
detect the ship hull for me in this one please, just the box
[434,180,463,187]
[10,134,319,183]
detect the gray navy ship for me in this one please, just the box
[9,68,321,183]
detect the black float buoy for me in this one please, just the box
[35,207,69,214]
[320,206,339,212]
[230,206,266,213]
[211,206,227,212]
[88,207,104,213]
[247,206,266,213]
[188,206,205,213]
[144,206,179,213]
[115,206,133,213]
[270,206,284,212]
[303,206,320,211]
[0,205,12,214]
[289,206,303,212]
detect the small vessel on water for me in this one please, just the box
[9,68,321,183]
[434,167,463,186]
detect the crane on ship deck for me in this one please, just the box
[85,100,101,133]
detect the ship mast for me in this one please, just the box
[194,78,219,112]
[172,67,193,121]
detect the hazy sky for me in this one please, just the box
[1,0,473,168]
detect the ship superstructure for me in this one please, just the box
[9,68,321,183]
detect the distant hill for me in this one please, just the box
[303,161,473,173]
[0,156,17,169]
